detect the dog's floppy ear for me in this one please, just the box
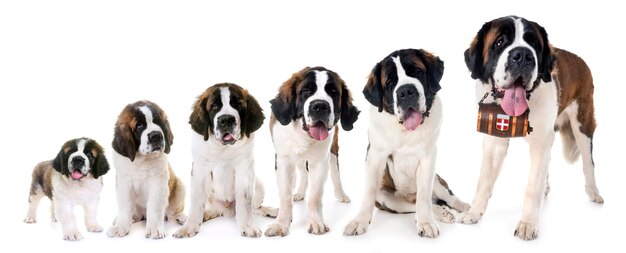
[465,20,492,81]
[339,80,360,131]
[533,22,554,83]
[363,62,384,112]
[190,94,211,141]
[112,123,137,162]
[160,113,174,154]
[270,68,306,125]
[91,143,110,179]
[242,90,265,137]
[421,49,444,95]
[52,146,69,176]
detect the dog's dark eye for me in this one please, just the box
[327,87,338,95]
[136,122,144,129]
[385,79,394,86]
[86,153,93,159]
[495,36,507,48]
[210,103,220,111]
[301,88,312,96]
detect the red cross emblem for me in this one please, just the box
[496,114,510,131]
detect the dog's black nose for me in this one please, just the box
[310,100,330,113]
[217,115,236,127]
[71,156,85,168]
[508,47,535,67]
[148,131,163,144]
[396,84,418,101]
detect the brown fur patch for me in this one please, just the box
[269,114,277,138]
[553,48,596,137]
[30,161,54,199]
[482,28,498,65]
[167,164,184,214]
[330,128,339,156]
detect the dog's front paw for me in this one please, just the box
[107,225,130,237]
[434,205,455,224]
[168,213,187,225]
[586,188,604,204]
[307,220,329,235]
[264,222,289,237]
[145,225,166,239]
[63,229,83,241]
[459,210,483,224]
[255,206,278,218]
[416,222,439,238]
[173,225,199,238]
[514,221,539,240]
[24,217,36,223]
[241,225,262,238]
[86,224,103,233]
[344,219,369,236]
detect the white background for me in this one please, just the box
[1,0,624,252]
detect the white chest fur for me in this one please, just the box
[271,118,334,162]
[51,173,102,204]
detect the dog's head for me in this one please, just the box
[270,67,360,141]
[363,49,443,131]
[464,16,554,116]
[190,83,264,145]
[52,138,109,180]
[112,100,174,161]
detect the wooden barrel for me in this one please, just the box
[477,103,531,138]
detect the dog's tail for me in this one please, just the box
[559,119,581,163]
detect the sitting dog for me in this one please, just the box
[24,137,110,241]
[107,100,186,239]
[460,16,604,240]
[265,66,360,236]
[174,83,277,238]
[344,49,469,238]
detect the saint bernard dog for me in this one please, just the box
[24,137,110,241]
[107,100,186,239]
[344,49,469,238]
[265,67,360,236]
[460,16,604,240]
[174,83,276,238]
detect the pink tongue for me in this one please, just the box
[308,125,329,141]
[501,85,528,116]
[223,133,234,141]
[71,170,83,180]
[402,110,423,131]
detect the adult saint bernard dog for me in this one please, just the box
[460,16,603,240]
[107,100,186,239]
[344,49,469,238]
[174,83,276,238]
[24,138,110,241]
[265,67,360,236]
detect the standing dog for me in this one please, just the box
[265,67,360,236]
[174,83,276,238]
[24,137,110,241]
[461,16,603,240]
[344,49,469,238]
[107,100,186,239]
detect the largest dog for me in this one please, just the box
[344,49,469,238]
[460,16,603,240]
[265,66,360,236]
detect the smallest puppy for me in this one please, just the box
[24,137,110,241]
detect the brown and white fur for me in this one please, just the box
[24,138,110,241]
[460,16,603,240]
[107,100,186,239]
[174,83,276,238]
[265,67,360,236]
[344,49,469,238]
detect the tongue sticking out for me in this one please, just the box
[71,170,83,180]
[223,133,234,141]
[500,85,528,116]
[308,123,329,141]
[402,109,423,131]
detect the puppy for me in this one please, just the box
[460,16,603,240]
[174,83,276,238]
[344,49,469,238]
[265,67,360,236]
[107,100,186,239]
[24,137,110,241]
